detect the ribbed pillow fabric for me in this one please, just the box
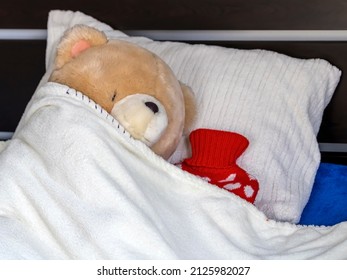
[46,10,341,223]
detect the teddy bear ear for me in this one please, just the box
[54,24,108,68]
[179,82,197,135]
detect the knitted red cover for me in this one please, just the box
[180,128,259,203]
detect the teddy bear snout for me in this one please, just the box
[145,101,159,114]
[110,93,168,147]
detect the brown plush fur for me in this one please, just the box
[49,25,195,159]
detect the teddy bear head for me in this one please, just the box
[49,25,195,159]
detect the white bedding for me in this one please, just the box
[0,82,347,259]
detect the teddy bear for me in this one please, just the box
[48,24,196,159]
[48,25,259,203]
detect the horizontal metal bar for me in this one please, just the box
[0,132,14,140]
[2,29,347,41]
[126,30,347,41]
[0,29,47,40]
[319,143,347,153]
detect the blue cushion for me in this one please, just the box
[299,162,347,226]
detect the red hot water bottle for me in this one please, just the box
[180,129,259,203]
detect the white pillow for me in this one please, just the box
[45,10,341,223]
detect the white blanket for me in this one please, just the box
[1,82,347,259]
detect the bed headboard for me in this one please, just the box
[2,0,347,164]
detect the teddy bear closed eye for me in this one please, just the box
[49,24,196,159]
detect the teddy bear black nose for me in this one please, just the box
[145,101,159,114]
